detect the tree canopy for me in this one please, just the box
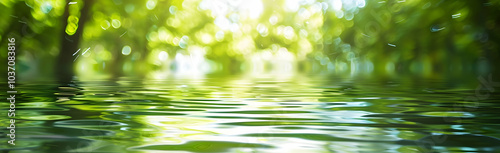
[1,0,499,81]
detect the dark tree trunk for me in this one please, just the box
[1,2,39,81]
[56,0,94,82]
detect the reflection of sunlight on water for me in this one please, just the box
[139,116,216,139]
[19,73,494,152]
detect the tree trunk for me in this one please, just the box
[56,0,94,82]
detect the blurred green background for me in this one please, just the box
[1,0,499,81]
[1,1,500,152]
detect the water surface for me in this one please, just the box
[2,74,500,152]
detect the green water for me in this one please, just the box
[2,74,500,153]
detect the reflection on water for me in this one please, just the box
[2,74,500,152]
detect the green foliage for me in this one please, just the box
[1,0,499,80]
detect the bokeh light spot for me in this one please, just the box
[122,45,132,55]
